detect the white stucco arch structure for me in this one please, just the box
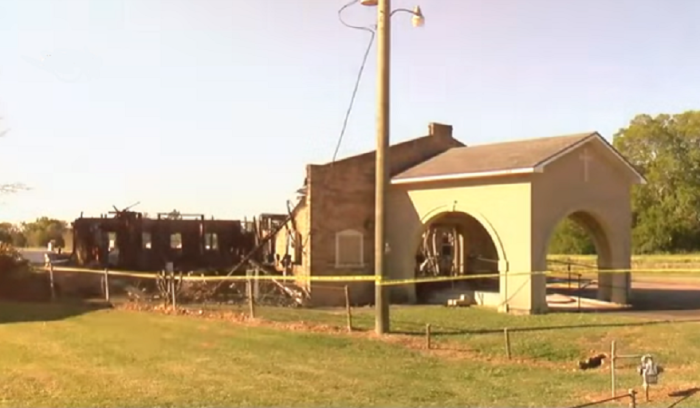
[381,132,644,314]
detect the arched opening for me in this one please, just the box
[545,210,613,303]
[414,211,500,304]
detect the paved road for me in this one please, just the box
[623,280,700,320]
[552,278,700,321]
[18,249,50,264]
[18,249,70,265]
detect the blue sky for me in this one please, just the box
[0,0,698,223]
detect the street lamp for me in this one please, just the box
[410,6,425,28]
[359,0,424,335]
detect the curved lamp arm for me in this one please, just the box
[340,1,425,30]
[390,6,424,27]
[389,8,417,17]
[339,0,377,33]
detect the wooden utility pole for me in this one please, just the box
[373,0,391,336]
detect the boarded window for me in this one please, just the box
[142,232,152,249]
[335,229,363,268]
[170,233,182,249]
[205,233,219,251]
[108,232,117,251]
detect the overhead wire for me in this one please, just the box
[293,0,376,246]
[332,0,377,163]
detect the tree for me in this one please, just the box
[0,223,12,244]
[0,184,29,194]
[613,110,700,253]
[0,223,27,247]
[21,217,67,248]
[548,218,596,255]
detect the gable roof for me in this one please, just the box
[320,124,464,169]
[321,134,457,166]
[391,131,646,185]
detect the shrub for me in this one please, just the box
[0,243,29,275]
[0,243,50,301]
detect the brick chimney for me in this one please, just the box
[429,122,453,138]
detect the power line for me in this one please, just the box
[332,0,376,163]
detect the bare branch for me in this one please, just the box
[0,183,30,194]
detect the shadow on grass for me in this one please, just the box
[389,317,700,337]
[0,300,112,324]
[667,387,700,408]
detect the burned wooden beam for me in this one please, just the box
[248,258,308,306]
[211,211,294,293]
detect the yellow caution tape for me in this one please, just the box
[40,266,377,282]
[43,266,156,279]
[180,274,376,283]
[38,265,700,286]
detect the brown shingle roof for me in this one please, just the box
[392,132,597,182]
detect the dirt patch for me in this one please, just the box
[116,302,349,334]
[581,382,700,408]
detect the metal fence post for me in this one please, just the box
[48,261,56,301]
[611,340,617,398]
[170,270,177,311]
[103,268,110,302]
[628,389,637,408]
[577,273,582,312]
[247,276,255,319]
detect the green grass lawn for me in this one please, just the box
[0,302,699,408]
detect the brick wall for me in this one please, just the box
[307,123,463,305]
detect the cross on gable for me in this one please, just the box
[579,147,593,182]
